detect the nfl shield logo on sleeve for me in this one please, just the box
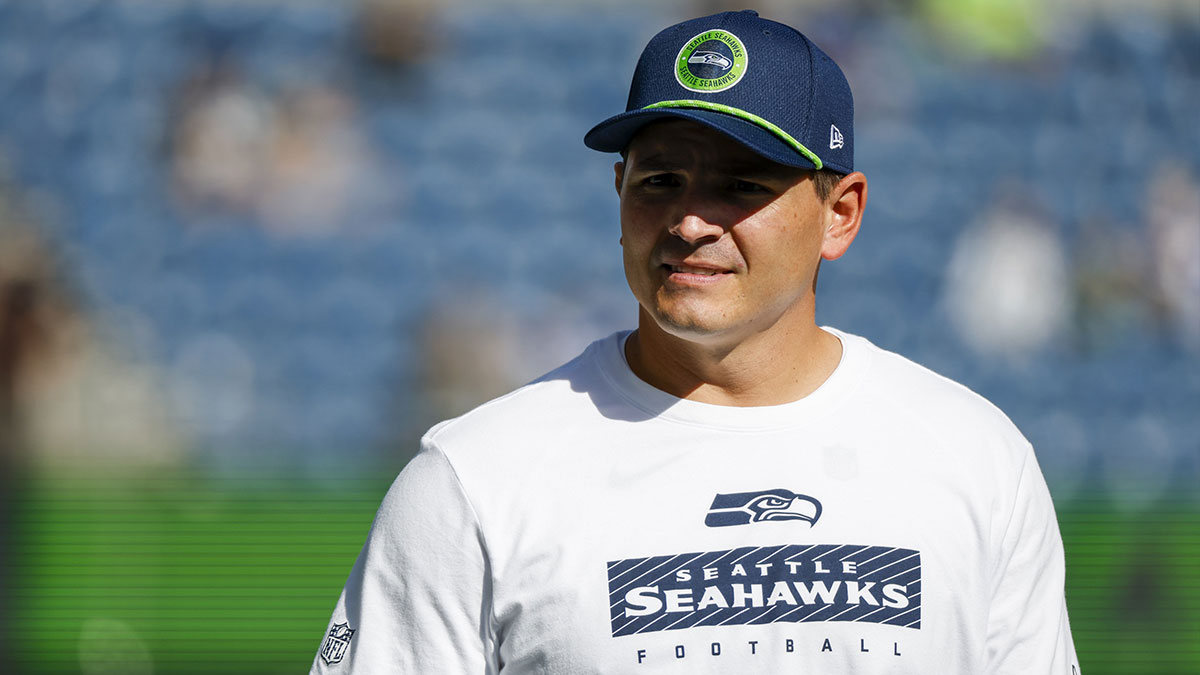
[320,623,356,665]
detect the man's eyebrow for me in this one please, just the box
[721,160,808,181]
[626,154,684,173]
[630,153,805,181]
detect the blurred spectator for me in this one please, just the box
[257,86,375,235]
[170,58,378,235]
[0,181,79,664]
[414,288,526,431]
[1146,163,1200,351]
[356,0,441,69]
[1072,217,1157,355]
[944,191,1071,359]
[0,206,75,468]
[411,286,616,436]
[170,61,275,216]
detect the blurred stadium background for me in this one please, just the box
[0,0,1196,672]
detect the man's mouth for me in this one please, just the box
[663,263,731,277]
[667,264,722,276]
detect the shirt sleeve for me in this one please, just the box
[310,440,496,674]
[984,444,1081,675]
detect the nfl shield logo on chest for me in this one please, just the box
[320,622,356,665]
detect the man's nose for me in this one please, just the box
[669,213,724,243]
[668,195,726,244]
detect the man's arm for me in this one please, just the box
[310,441,496,674]
[984,445,1081,674]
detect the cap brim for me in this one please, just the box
[583,107,821,171]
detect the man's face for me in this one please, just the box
[617,120,833,346]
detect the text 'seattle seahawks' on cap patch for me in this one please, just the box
[584,9,854,173]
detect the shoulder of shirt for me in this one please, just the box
[420,335,608,455]
[846,332,1030,450]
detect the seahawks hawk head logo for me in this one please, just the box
[705,489,822,528]
[687,51,733,71]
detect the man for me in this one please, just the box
[312,10,1080,673]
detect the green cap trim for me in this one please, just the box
[641,100,824,170]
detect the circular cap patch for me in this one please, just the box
[675,29,748,93]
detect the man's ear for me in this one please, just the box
[614,161,625,195]
[821,172,868,261]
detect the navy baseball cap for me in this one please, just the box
[584,10,853,173]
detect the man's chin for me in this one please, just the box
[645,308,734,344]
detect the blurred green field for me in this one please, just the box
[9,467,1199,674]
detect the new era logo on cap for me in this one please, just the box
[584,9,854,174]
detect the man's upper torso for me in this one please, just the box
[311,329,1078,674]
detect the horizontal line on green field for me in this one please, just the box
[17,504,381,514]
[18,492,384,499]
[11,656,320,664]
[22,520,372,528]
[12,540,360,552]
[17,486,384,494]
[10,658,319,666]
[22,475,394,483]
[13,598,342,608]
[16,583,347,592]
[11,660,322,669]
[18,502,378,508]
[19,523,373,534]
[13,599,341,607]
[19,486,386,494]
[17,604,336,614]
[16,512,376,522]
[18,535,365,545]
[19,522,367,532]
[13,592,338,602]
[15,615,329,624]
[1064,535,1200,544]
[21,531,369,541]
[18,566,348,571]
[11,655,320,662]
[15,617,329,626]
[14,583,343,593]
[16,559,362,564]
[17,572,347,579]
[15,628,327,635]
[18,491,385,498]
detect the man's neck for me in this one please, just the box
[623,314,843,407]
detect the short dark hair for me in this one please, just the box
[812,169,846,203]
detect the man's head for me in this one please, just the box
[586,11,867,347]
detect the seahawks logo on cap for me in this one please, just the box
[687,51,733,70]
[675,30,747,93]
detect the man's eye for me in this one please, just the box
[732,180,768,193]
[643,174,679,187]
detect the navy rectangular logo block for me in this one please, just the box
[606,543,921,637]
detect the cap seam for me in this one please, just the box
[800,27,817,151]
